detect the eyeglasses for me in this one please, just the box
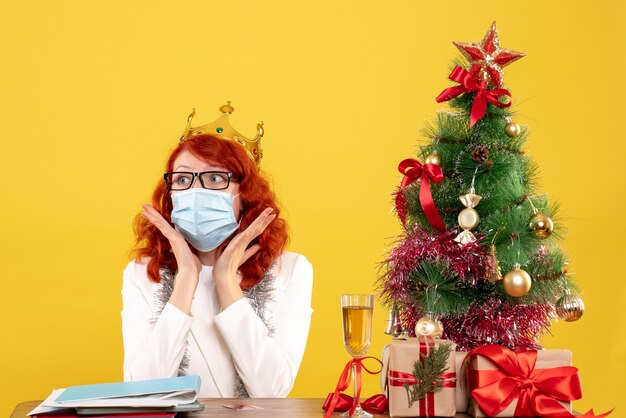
[163,171,237,190]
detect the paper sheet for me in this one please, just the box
[27,389,71,416]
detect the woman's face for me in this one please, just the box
[170,150,242,219]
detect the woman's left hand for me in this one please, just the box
[212,207,276,308]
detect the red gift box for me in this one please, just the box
[467,345,578,417]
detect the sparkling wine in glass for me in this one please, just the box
[341,294,374,417]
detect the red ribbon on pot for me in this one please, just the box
[323,356,384,418]
[466,344,613,418]
[436,66,512,128]
[395,158,446,231]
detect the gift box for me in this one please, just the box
[385,338,457,417]
[466,345,578,417]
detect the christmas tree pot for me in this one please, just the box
[467,345,575,417]
[384,338,457,417]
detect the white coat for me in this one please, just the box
[121,251,313,397]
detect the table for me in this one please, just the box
[12,398,474,417]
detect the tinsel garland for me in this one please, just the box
[381,228,494,305]
[440,299,553,350]
[400,301,554,351]
[380,227,555,350]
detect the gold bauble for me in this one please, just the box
[529,212,554,238]
[425,151,441,166]
[458,207,479,230]
[505,121,521,138]
[502,267,532,297]
[556,294,585,322]
[414,316,444,339]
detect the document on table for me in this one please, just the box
[28,376,201,416]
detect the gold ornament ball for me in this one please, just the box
[458,207,480,230]
[556,294,585,322]
[505,122,521,138]
[425,152,441,166]
[414,316,444,339]
[502,268,532,297]
[529,213,554,238]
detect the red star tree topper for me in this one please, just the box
[453,21,525,88]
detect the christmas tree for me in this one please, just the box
[380,22,584,351]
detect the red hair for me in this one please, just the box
[131,134,288,290]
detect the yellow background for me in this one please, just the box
[1,1,624,416]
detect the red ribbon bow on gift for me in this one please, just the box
[467,344,613,418]
[395,159,446,231]
[436,66,512,128]
[322,393,389,415]
[323,356,384,418]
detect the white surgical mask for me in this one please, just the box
[170,188,239,252]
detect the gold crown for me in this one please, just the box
[180,101,265,166]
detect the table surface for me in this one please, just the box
[12,398,474,418]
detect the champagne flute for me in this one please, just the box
[341,294,374,417]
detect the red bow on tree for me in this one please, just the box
[395,159,446,231]
[467,344,613,418]
[436,66,512,128]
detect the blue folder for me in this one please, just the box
[54,375,201,404]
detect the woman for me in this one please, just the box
[121,133,313,398]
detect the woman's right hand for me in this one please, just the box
[141,204,200,314]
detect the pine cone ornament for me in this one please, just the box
[471,146,489,163]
